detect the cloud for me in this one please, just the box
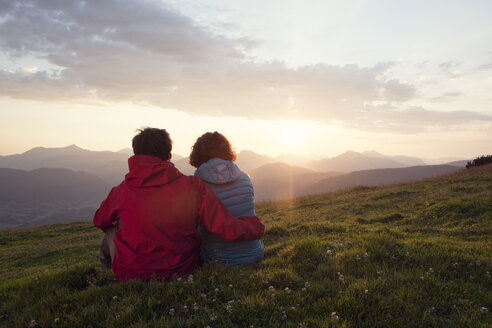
[478,57,492,70]
[479,63,492,70]
[353,104,492,133]
[427,91,464,103]
[437,61,464,79]
[0,0,489,131]
[442,92,462,97]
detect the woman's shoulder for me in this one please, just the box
[195,158,246,185]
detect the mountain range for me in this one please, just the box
[0,145,469,229]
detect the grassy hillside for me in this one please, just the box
[0,165,491,327]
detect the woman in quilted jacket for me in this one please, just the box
[190,132,264,266]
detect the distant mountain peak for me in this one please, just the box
[23,146,46,154]
[23,144,85,155]
[362,150,383,156]
[336,150,363,158]
[238,149,258,155]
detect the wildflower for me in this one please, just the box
[54,318,60,324]
[470,275,474,280]
[169,308,175,315]
[290,306,296,311]
[115,314,121,319]
[485,271,490,278]
[452,305,457,310]
[420,276,424,280]
[326,249,333,256]
[365,289,368,294]
[271,293,276,299]
[301,287,306,292]
[182,305,189,313]
[229,284,233,288]
[214,288,219,293]
[29,320,38,328]
[226,305,233,313]
[304,281,310,288]
[282,313,287,320]
[285,287,291,294]
[364,252,368,258]
[476,261,481,266]
[201,293,207,298]
[177,277,182,281]
[452,262,458,268]
[331,312,339,320]
[193,303,199,311]
[480,307,488,313]
[298,322,308,328]
[356,255,361,261]
[425,307,435,314]
[113,295,118,300]
[187,275,193,283]
[210,314,217,321]
[269,285,275,291]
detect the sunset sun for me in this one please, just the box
[276,120,309,151]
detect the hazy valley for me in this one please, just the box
[0,145,468,229]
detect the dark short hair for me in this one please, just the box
[189,132,237,168]
[132,127,172,161]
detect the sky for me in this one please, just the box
[0,0,491,159]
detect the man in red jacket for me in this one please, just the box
[94,127,265,282]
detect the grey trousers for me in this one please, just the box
[98,224,118,268]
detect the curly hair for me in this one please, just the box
[189,132,237,168]
[132,127,172,162]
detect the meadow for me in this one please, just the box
[0,165,491,327]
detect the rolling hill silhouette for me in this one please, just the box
[303,165,462,195]
[248,162,314,180]
[0,167,109,202]
[361,151,426,166]
[308,151,407,172]
[0,167,111,230]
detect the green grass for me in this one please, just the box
[1,165,491,327]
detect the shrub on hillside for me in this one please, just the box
[466,155,492,168]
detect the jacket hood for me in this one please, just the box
[125,155,182,187]
[195,158,242,184]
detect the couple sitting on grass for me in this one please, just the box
[93,127,265,282]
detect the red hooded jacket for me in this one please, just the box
[93,155,265,281]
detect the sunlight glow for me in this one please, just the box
[276,120,309,151]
